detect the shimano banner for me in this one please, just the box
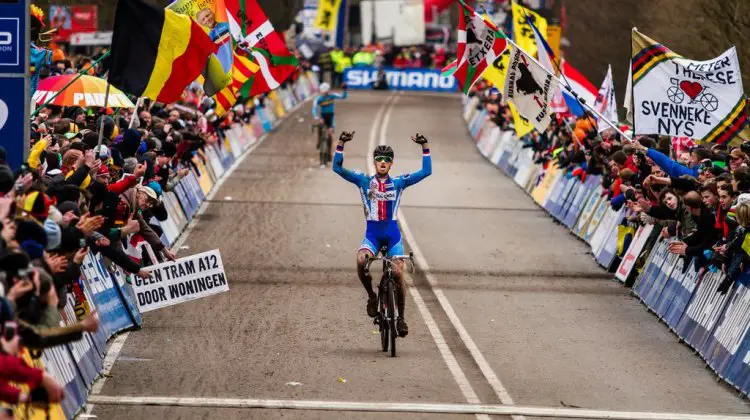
[344,67,457,92]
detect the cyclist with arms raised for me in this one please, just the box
[313,82,347,168]
[332,130,431,337]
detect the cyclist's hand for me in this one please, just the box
[412,133,428,145]
[319,118,325,126]
[339,131,355,143]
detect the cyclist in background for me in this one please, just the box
[313,82,347,168]
[332,130,431,337]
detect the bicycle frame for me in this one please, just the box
[363,250,415,357]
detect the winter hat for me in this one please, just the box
[137,140,149,155]
[20,240,45,260]
[21,191,55,221]
[15,220,48,250]
[43,218,62,250]
[0,165,14,194]
[98,116,117,141]
[57,227,85,253]
[47,205,63,224]
[147,181,163,198]
[119,129,142,158]
[157,141,177,158]
[47,184,81,205]
[56,201,81,218]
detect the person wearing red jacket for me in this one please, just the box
[0,322,64,406]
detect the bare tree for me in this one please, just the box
[701,0,750,89]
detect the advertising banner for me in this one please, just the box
[78,253,135,336]
[344,67,458,92]
[675,271,732,351]
[615,224,655,282]
[49,5,98,42]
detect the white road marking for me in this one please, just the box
[84,97,314,415]
[399,213,519,406]
[366,92,489,420]
[86,395,750,420]
[374,92,522,419]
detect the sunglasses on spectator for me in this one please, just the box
[374,156,392,163]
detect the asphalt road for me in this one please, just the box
[90,91,749,419]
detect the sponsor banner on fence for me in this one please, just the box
[573,186,603,237]
[616,224,655,282]
[675,270,733,352]
[133,249,229,312]
[703,281,750,377]
[78,253,136,336]
[344,67,458,92]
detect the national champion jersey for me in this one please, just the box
[333,145,432,221]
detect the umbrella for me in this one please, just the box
[34,74,136,109]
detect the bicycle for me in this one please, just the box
[363,247,415,357]
[313,120,333,167]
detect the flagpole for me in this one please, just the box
[129,97,143,129]
[504,36,631,141]
[517,9,613,139]
[96,81,112,150]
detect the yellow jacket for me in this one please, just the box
[27,138,48,170]
[335,55,352,74]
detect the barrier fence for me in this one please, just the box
[462,95,750,398]
[8,73,320,419]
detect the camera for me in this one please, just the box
[625,189,637,202]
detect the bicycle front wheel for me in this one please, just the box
[387,280,397,357]
[379,292,388,352]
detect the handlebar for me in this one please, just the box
[363,251,416,276]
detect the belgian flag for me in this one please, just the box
[108,0,218,104]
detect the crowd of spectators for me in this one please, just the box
[313,43,455,87]
[470,81,750,293]
[1,43,299,414]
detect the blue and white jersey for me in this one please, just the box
[333,145,432,221]
[312,92,348,118]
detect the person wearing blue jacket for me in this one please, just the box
[632,141,710,179]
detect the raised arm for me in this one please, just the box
[332,86,348,100]
[332,131,367,185]
[400,134,432,188]
[312,96,322,120]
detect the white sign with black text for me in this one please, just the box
[633,46,745,141]
[132,249,229,313]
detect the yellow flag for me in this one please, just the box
[509,103,535,138]
[511,1,548,57]
[482,47,534,138]
[314,0,342,32]
[742,232,750,256]
[482,48,510,91]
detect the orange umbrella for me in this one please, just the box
[34,74,136,108]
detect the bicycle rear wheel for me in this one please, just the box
[379,290,388,352]
[387,280,397,357]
